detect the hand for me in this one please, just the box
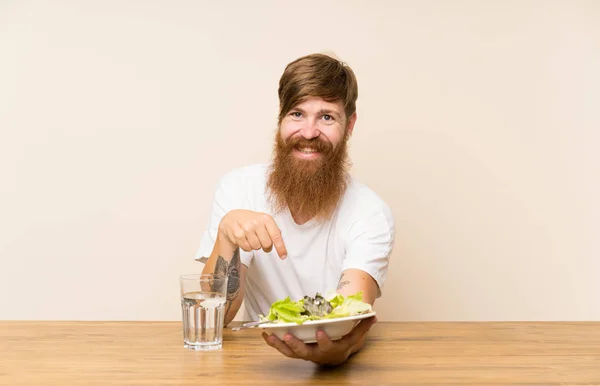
[218,210,288,259]
[262,316,377,366]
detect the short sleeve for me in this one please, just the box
[195,171,254,267]
[342,206,395,297]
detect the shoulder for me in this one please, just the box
[338,177,394,228]
[341,177,393,216]
[212,164,270,207]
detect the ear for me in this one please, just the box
[346,113,357,137]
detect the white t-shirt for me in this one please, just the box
[195,164,395,321]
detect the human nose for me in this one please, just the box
[299,118,320,139]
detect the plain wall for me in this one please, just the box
[1,0,599,321]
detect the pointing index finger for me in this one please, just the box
[263,215,287,259]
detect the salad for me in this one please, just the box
[259,292,372,324]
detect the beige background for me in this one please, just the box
[1,0,598,322]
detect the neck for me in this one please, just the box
[289,203,336,225]
[290,209,313,225]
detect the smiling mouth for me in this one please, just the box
[296,147,319,154]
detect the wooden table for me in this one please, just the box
[1,321,599,385]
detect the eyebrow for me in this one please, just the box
[318,109,342,119]
[292,107,342,119]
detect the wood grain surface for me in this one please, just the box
[1,321,599,385]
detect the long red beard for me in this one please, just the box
[266,133,351,222]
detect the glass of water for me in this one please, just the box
[179,273,228,350]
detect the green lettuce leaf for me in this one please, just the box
[259,292,372,324]
[347,292,364,302]
[328,294,345,309]
[266,296,306,324]
[326,292,372,319]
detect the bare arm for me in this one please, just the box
[336,268,379,304]
[201,210,287,326]
[335,268,380,355]
[201,234,248,326]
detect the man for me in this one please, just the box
[196,53,395,366]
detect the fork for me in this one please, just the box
[231,320,264,331]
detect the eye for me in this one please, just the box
[322,114,334,121]
[290,111,302,118]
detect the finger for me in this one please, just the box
[341,316,377,345]
[255,224,273,253]
[282,333,311,359]
[315,329,336,353]
[263,215,287,259]
[262,332,298,358]
[232,223,253,252]
[245,229,262,251]
[241,220,262,250]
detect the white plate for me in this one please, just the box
[258,312,376,343]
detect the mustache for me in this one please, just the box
[282,136,333,153]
